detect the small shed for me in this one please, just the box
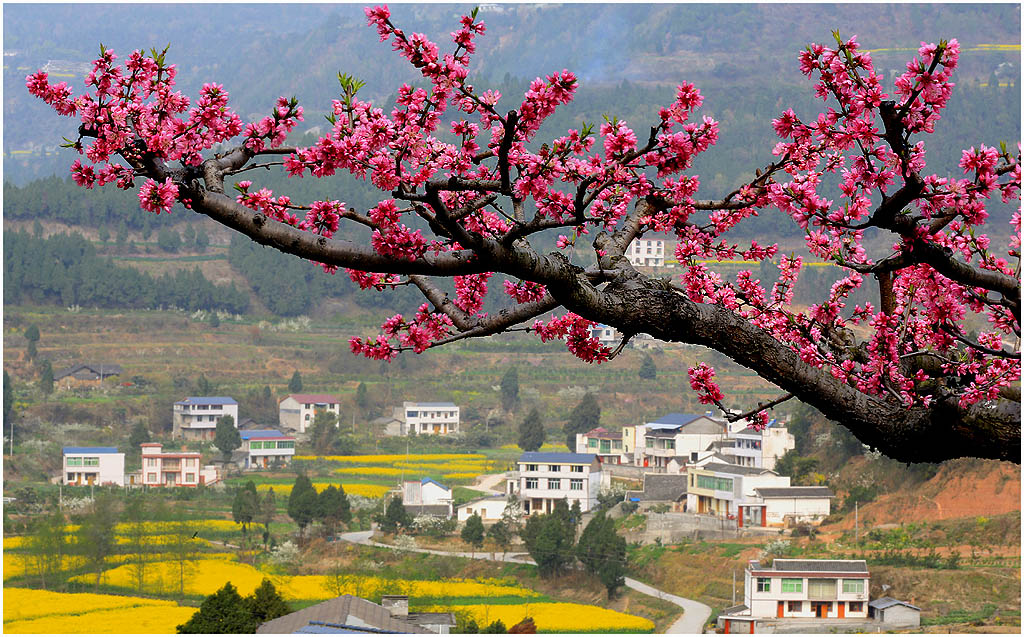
[717,604,756,634]
[869,597,921,627]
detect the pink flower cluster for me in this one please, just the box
[137,177,178,214]
[349,303,454,359]
[531,313,611,363]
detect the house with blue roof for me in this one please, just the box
[240,429,296,469]
[62,446,124,486]
[172,396,239,441]
[511,452,604,514]
[624,411,726,470]
[402,477,453,517]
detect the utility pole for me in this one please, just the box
[855,501,859,545]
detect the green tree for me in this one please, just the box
[3,369,14,434]
[196,374,212,395]
[287,474,319,537]
[500,367,519,412]
[166,504,202,599]
[316,484,352,537]
[521,510,575,578]
[308,409,339,455]
[288,371,303,393]
[638,353,657,380]
[563,392,600,449]
[177,581,256,633]
[214,415,240,462]
[208,312,220,328]
[481,619,508,633]
[25,509,68,590]
[486,519,513,559]
[355,382,369,411]
[157,227,181,253]
[232,480,260,541]
[774,450,820,485]
[576,511,627,598]
[517,407,545,452]
[24,324,40,360]
[128,421,150,451]
[121,495,152,593]
[245,579,291,627]
[260,488,276,549]
[77,494,118,590]
[460,513,485,556]
[38,359,53,395]
[377,496,412,535]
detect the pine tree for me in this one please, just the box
[500,367,520,412]
[128,421,150,450]
[24,325,40,361]
[39,360,53,395]
[355,382,369,411]
[460,513,485,556]
[232,481,260,540]
[176,581,257,633]
[377,496,411,535]
[287,474,318,537]
[576,511,627,598]
[245,579,291,627]
[196,374,212,395]
[518,407,544,452]
[260,488,276,549]
[4,370,14,431]
[563,393,600,449]
[638,353,657,380]
[288,371,303,393]
[308,409,339,455]
[316,484,352,536]
[214,415,240,462]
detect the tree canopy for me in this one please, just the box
[518,406,545,452]
[27,7,1021,462]
[213,415,240,461]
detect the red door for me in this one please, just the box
[724,620,731,633]
[777,601,784,618]
[838,602,845,619]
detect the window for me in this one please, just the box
[185,473,195,482]
[147,458,157,467]
[525,478,539,489]
[570,479,583,491]
[696,475,733,491]
[588,438,598,448]
[186,458,196,467]
[787,601,802,613]
[305,403,312,409]
[548,465,561,472]
[278,441,294,449]
[147,473,157,482]
[67,473,75,481]
[756,578,770,592]
[781,578,803,593]
[407,410,418,418]
[547,479,561,490]
[808,579,837,598]
[525,464,539,472]
[250,441,263,449]
[842,579,864,594]
[848,602,863,612]
[570,465,584,472]
[305,413,311,421]
[67,457,82,466]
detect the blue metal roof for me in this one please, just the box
[63,446,118,454]
[175,396,237,405]
[240,429,289,439]
[519,452,597,464]
[408,402,456,407]
[648,413,704,427]
[420,477,450,490]
[296,622,401,634]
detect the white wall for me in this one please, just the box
[457,498,507,522]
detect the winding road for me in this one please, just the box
[337,530,711,634]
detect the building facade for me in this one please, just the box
[403,477,453,516]
[510,452,602,514]
[397,402,460,435]
[634,413,726,468]
[240,429,296,469]
[456,495,509,523]
[743,559,870,620]
[139,443,217,487]
[575,427,627,464]
[626,238,665,267]
[278,394,341,434]
[172,396,238,441]
[54,363,122,390]
[62,446,125,486]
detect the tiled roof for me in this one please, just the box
[869,597,921,611]
[63,446,118,454]
[240,429,292,440]
[175,396,237,405]
[406,401,457,407]
[584,427,622,439]
[257,595,432,634]
[519,451,597,464]
[648,413,704,427]
[639,474,688,501]
[419,477,450,490]
[720,604,750,616]
[755,487,834,498]
[287,394,341,403]
[54,363,123,380]
[701,462,776,476]
[770,559,868,573]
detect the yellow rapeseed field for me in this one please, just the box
[3,587,180,621]
[435,602,655,633]
[332,466,405,477]
[442,472,481,480]
[255,483,390,498]
[294,453,486,463]
[3,553,86,580]
[5,601,196,634]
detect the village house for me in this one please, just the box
[630,412,726,469]
[590,324,620,348]
[62,446,124,486]
[745,559,869,620]
[508,452,603,514]
[257,593,454,634]
[456,494,510,523]
[53,363,123,390]
[402,477,454,517]
[240,429,295,469]
[727,419,795,471]
[389,401,460,436]
[625,237,665,267]
[138,443,218,487]
[278,393,341,434]
[172,396,238,441]
[574,427,628,464]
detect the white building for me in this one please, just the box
[754,487,834,526]
[172,396,239,441]
[139,443,218,487]
[726,419,795,471]
[590,324,620,347]
[744,559,870,620]
[240,429,296,469]
[509,452,602,514]
[456,494,510,523]
[626,237,665,267]
[394,402,460,436]
[687,462,832,527]
[62,446,125,486]
[278,394,341,434]
[575,427,628,464]
[633,413,726,469]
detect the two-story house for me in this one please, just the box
[402,477,454,517]
[139,443,217,487]
[509,452,602,514]
[687,462,833,527]
[744,559,870,620]
[395,402,460,436]
[575,427,628,464]
[626,237,665,267]
[278,394,341,434]
[172,397,239,441]
[62,446,125,486]
[726,419,795,471]
[633,413,726,469]
[240,429,296,469]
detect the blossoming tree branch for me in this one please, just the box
[28,7,1020,463]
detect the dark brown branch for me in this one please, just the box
[725,392,797,423]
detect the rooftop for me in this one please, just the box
[240,429,293,440]
[63,446,118,454]
[257,595,432,634]
[519,451,597,464]
[869,597,921,611]
[755,486,834,498]
[638,473,688,501]
[584,427,622,440]
[175,396,237,405]
[404,401,458,407]
[700,462,777,476]
[768,559,869,574]
[647,413,709,427]
[53,363,122,380]
[286,394,341,404]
